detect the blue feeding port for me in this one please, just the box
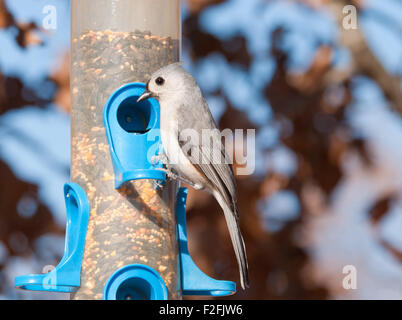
[103,264,168,300]
[15,183,90,292]
[103,82,166,189]
[176,188,236,297]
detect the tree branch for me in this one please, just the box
[328,0,402,115]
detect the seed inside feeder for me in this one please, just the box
[125,115,132,123]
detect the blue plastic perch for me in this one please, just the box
[102,187,236,300]
[15,183,90,292]
[177,188,236,297]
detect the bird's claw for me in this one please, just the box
[155,168,203,190]
[151,153,168,165]
[152,179,165,190]
[192,183,203,190]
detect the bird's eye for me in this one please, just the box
[155,77,165,86]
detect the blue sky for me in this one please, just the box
[0,0,70,223]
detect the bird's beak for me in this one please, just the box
[137,81,154,102]
[137,90,153,103]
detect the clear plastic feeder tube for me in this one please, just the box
[70,0,181,300]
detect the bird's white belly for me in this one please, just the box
[160,113,204,185]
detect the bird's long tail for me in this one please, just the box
[213,191,250,290]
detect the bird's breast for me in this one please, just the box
[159,105,204,185]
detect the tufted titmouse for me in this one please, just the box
[138,62,249,289]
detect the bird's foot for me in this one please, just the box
[155,168,203,190]
[151,153,169,165]
[152,179,165,190]
[192,183,204,190]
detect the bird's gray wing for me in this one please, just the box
[177,101,238,214]
[177,101,249,289]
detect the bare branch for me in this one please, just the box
[328,0,402,114]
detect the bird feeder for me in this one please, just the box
[70,0,182,300]
[15,0,236,300]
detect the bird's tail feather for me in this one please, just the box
[214,191,250,290]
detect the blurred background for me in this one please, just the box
[0,0,401,300]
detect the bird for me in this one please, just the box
[137,62,249,290]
